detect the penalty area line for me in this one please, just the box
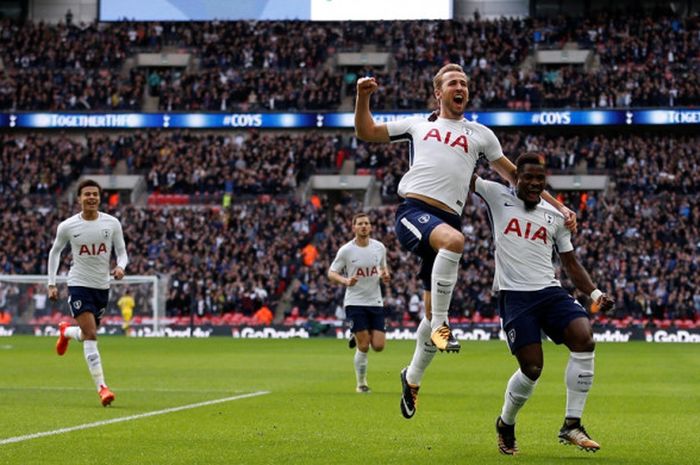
[0,390,270,446]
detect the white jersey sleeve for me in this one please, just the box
[475,178,570,291]
[329,245,348,275]
[330,239,385,307]
[553,220,573,253]
[386,116,419,142]
[479,125,505,163]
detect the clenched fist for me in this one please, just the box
[356,77,378,97]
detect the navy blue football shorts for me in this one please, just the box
[67,286,109,326]
[498,286,590,354]
[395,198,462,290]
[346,305,386,333]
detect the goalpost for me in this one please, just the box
[0,274,163,332]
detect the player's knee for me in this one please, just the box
[522,363,543,381]
[357,341,370,352]
[372,343,385,352]
[569,335,595,352]
[432,227,464,252]
[443,231,465,252]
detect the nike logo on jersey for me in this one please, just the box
[351,259,359,263]
[504,202,516,207]
[73,234,81,237]
[436,282,451,287]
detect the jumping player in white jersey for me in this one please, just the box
[354,63,578,419]
[328,213,390,393]
[471,153,614,455]
[48,179,128,406]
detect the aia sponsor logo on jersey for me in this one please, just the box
[422,128,468,153]
[79,243,108,255]
[356,266,379,277]
[503,218,547,244]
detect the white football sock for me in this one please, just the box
[65,326,83,341]
[430,249,460,331]
[354,349,368,386]
[406,318,437,385]
[500,369,537,425]
[83,340,106,391]
[565,351,595,418]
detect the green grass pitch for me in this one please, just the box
[1,336,698,465]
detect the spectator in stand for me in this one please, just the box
[254,304,274,325]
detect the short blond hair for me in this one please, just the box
[432,63,467,92]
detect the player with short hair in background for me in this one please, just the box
[328,213,390,393]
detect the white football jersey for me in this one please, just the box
[474,178,573,291]
[386,116,504,215]
[330,238,387,307]
[48,212,128,289]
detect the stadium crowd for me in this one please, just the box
[1,12,698,111]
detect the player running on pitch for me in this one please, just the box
[472,153,613,454]
[48,179,128,406]
[328,213,390,393]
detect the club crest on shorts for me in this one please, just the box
[418,214,431,224]
[544,213,554,224]
[73,299,82,310]
[508,329,516,343]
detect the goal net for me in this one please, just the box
[0,274,164,333]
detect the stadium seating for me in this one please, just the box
[2,14,697,110]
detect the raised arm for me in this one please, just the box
[490,156,517,186]
[559,251,614,312]
[354,77,390,142]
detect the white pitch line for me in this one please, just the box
[0,390,270,446]
[0,386,250,394]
